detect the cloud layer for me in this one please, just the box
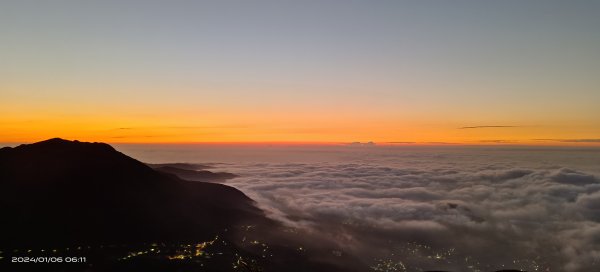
[214,147,600,271]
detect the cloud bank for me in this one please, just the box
[215,147,600,271]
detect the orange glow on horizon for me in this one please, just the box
[2,102,599,146]
[2,123,600,147]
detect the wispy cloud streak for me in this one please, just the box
[458,125,519,129]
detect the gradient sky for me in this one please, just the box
[1,0,599,144]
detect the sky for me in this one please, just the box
[1,0,599,144]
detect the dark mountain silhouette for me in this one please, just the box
[0,138,268,248]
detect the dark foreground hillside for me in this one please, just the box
[0,138,366,272]
[0,138,267,246]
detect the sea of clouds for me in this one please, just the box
[120,145,600,271]
[208,146,600,271]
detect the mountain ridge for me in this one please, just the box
[0,138,267,247]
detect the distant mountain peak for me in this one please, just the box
[6,138,117,152]
[26,137,81,146]
[24,137,107,147]
[39,137,72,142]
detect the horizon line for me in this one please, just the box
[2,138,600,147]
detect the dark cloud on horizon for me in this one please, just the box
[345,141,376,146]
[478,140,518,143]
[458,125,519,129]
